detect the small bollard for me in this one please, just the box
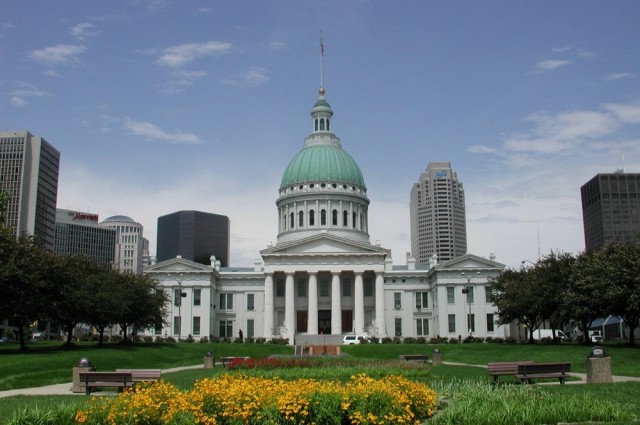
[585,346,612,383]
[204,351,215,369]
[432,348,442,366]
[72,357,95,393]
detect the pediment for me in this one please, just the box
[261,233,389,257]
[434,253,505,271]
[145,256,213,273]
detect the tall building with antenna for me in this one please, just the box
[581,171,640,251]
[410,162,467,264]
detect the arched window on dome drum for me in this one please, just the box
[315,119,318,132]
[298,211,304,227]
[320,118,325,131]
[352,211,357,228]
[321,209,327,225]
[309,210,315,226]
[326,119,330,131]
[332,209,338,226]
[290,212,295,229]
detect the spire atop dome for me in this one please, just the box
[311,86,333,135]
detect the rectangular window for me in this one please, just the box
[467,314,476,333]
[416,318,429,336]
[193,316,201,336]
[465,287,474,304]
[395,318,402,336]
[297,278,307,297]
[485,286,494,304]
[342,277,352,297]
[219,320,233,338]
[364,277,374,297]
[447,287,455,304]
[486,314,495,332]
[219,293,233,310]
[173,316,181,335]
[320,278,330,297]
[394,292,402,309]
[247,293,255,310]
[448,314,456,333]
[247,319,254,338]
[276,279,285,297]
[193,289,201,306]
[174,288,182,306]
[415,292,428,309]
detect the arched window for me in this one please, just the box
[298,210,304,227]
[283,214,287,230]
[290,212,295,229]
[332,209,338,226]
[352,211,357,228]
[309,210,315,226]
[320,118,325,131]
[326,119,330,131]
[343,210,348,226]
[314,119,318,131]
[321,209,327,225]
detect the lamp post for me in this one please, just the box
[461,272,480,337]
[168,273,185,341]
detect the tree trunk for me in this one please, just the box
[97,326,105,345]
[64,322,75,346]
[17,318,27,351]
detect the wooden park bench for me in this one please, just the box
[487,361,534,383]
[78,371,133,395]
[116,369,162,382]
[399,354,428,363]
[220,356,251,367]
[516,362,572,384]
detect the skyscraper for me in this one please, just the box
[100,215,146,274]
[0,131,60,251]
[55,209,116,265]
[156,210,230,267]
[581,172,640,251]
[410,162,467,264]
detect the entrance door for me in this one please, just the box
[342,310,353,333]
[296,310,308,333]
[318,310,331,334]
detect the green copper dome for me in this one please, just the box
[280,144,365,189]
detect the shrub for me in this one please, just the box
[255,337,266,344]
[415,337,427,344]
[269,338,289,345]
[199,336,209,343]
[403,337,416,344]
[381,337,393,344]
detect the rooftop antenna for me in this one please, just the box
[319,31,324,87]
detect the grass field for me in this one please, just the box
[0,341,638,424]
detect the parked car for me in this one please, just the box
[532,329,568,341]
[342,334,371,345]
[0,336,13,343]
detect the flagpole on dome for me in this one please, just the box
[320,31,324,89]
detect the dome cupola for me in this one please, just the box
[276,87,370,244]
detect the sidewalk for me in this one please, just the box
[1,363,639,399]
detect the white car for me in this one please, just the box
[342,334,372,345]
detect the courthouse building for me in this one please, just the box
[145,86,508,344]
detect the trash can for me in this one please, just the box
[72,357,95,393]
[585,346,612,384]
[204,351,215,369]
[432,348,442,366]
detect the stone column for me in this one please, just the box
[331,271,342,334]
[285,273,295,342]
[308,271,318,335]
[354,272,364,334]
[375,272,386,337]
[263,273,274,339]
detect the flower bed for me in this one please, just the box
[75,374,437,424]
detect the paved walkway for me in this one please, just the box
[1,363,639,399]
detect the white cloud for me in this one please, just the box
[161,70,207,94]
[10,96,27,107]
[70,23,98,40]
[534,59,570,72]
[155,41,232,68]
[9,82,50,106]
[467,145,497,154]
[30,44,86,65]
[45,69,61,78]
[222,67,270,87]
[603,102,640,123]
[604,73,635,81]
[270,41,286,50]
[122,117,202,144]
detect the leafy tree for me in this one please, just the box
[0,228,55,350]
[84,268,125,345]
[0,191,9,224]
[564,249,609,344]
[536,251,576,340]
[490,267,546,342]
[115,273,167,342]
[597,242,640,345]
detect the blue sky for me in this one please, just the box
[2,1,639,268]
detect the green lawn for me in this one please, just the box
[0,341,638,424]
